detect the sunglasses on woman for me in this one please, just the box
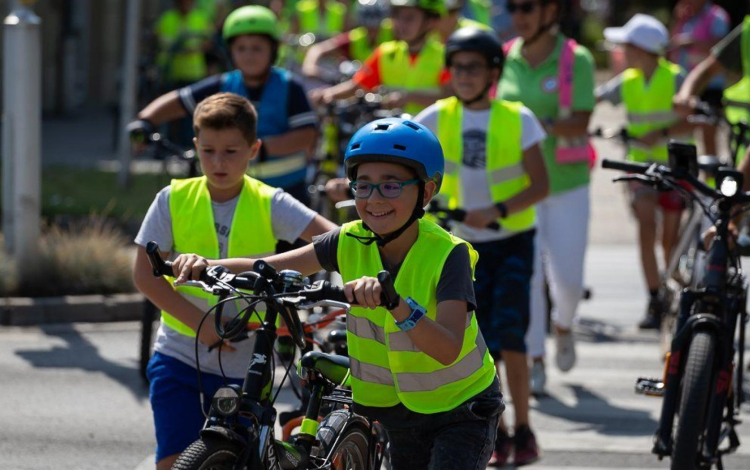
[507,1,538,14]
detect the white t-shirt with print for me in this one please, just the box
[414,103,546,243]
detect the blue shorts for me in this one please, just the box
[472,230,535,358]
[146,351,244,462]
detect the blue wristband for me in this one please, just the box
[395,297,426,332]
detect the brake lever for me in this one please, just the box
[612,174,658,184]
[295,299,351,311]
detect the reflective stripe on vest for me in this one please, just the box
[622,59,682,163]
[379,39,445,116]
[163,176,278,336]
[338,219,495,413]
[436,96,535,233]
[297,0,346,36]
[348,21,394,63]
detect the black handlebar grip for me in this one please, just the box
[323,282,351,304]
[253,260,277,280]
[377,270,400,310]
[146,241,175,278]
[487,221,501,231]
[601,159,650,174]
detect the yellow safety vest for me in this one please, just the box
[338,219,496,413]
[155,9,212,83]
[348,20,394,63]
[163,176,278,337]
[622,59,683,163]
[467,0,491,26]
[436,97,536,233]
[724,16,750,162]
[379,39,445,116]
[296,0,347,36]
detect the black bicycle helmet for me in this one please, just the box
[445,27,504,70]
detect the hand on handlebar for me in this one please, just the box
[345,276,400,310]
[463,206,502,230]
[325,177,351,203]
[172,254,212,283]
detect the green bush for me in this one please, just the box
[2,220,136,297]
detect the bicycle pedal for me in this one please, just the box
[635,377,665,397]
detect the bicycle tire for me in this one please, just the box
[671,330,716,470]
[314,410,370,469]
[171,439,242,470]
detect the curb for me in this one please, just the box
[0,293,146,325]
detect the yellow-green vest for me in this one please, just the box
[724,16,750,162]
[296,0,347,36]
[379,39,445,116]
[163,176,278,337]
[622,59,682,163]
[338,218,496,414]
[436,97,536,233]
[155,9,212,83]
[348,20,394,63]
[467,0,491,26]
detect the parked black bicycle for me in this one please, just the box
[604,141,748,470]
[145,241,391,470]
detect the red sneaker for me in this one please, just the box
[513,425,540,466]
[488,429,512,467]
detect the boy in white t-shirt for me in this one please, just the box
[414,27,548,467]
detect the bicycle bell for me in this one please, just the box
[278,270,304,292]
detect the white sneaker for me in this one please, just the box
[555,331,576,372]
[530,361,546,396]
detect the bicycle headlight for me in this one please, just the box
[720,177,738,197]
[212,385,242,417]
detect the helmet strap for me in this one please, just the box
[346,182,426,247]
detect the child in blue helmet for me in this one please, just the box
[173,118,503,470]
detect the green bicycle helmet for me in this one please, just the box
[390,0,446,16]
[222,6,281,42]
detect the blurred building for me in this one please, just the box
[0,0,169,115]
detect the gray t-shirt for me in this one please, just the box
[135,185,318,378]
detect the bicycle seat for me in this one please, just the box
[300,351,350,385]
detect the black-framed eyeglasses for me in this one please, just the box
[349,179,421,199]
[449,62,488,76]
[507,1,538,14]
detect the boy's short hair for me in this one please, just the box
[193,93,258,144]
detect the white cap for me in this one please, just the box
[603,14,669,55]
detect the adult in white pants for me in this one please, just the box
[527,185,590,377]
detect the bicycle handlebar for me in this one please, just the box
[427,200,501,231]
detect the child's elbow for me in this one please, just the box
[438,345,462,366]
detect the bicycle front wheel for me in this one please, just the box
[172,439,242,470]
[671,330,716,470]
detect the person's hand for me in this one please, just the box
[127,118,155,155]
[325,177,351,203]
[383,91,407,109]
[172,253,211,283]
[673,94,696,118]
[345,276,383,309]
[198,320,237,353]
[309,88,333,108]
[463,206,501,229]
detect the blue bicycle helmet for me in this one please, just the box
[344,118,445,192]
